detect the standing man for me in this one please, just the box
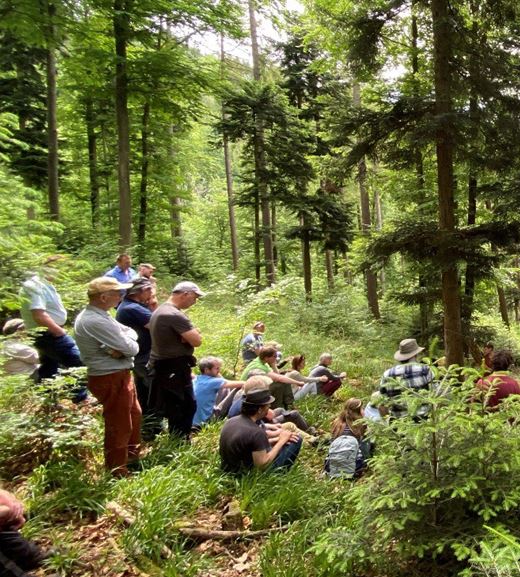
[19,260,86,400]
[105,253,136,283]
[115,277,153,421]
[74,277,140,477]
[148,281,204,439]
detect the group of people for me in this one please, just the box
[2,256,520,575]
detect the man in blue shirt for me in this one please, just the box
[115,278,153,419]
[193,357,244,427]
[105,254,136,283]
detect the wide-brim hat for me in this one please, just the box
[87,276,133,296]
[243,388,275,406]
[394,338,424,361]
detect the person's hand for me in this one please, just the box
[339,372,347,379]
[52,327,67,337]
[319,375,328,382]
[109,349,124,359]
[279,429,299,444]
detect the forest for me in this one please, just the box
[1,0,520,575]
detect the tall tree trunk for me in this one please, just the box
[85,98,100,227]
[431,0,464,365]
[325,249,335,290]
[220,36,239,271]
[45,1,59,220]
[248,0,275,285]
[137,99,150,260]
[354,84,380,319]
[254,193,261,287]
[497,284,510,327]
[463,2,480,330]
[411,4,429,343]
[374,188,385,293]
[300,212,312,301]
[271,202,278,269]
[114,0,132,249]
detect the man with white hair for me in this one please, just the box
[308,353,347,396]
[379,338,434,419]
[148,281,204,439]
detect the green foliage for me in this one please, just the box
[311,368,520,576]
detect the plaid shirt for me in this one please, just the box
[379,362,434,419]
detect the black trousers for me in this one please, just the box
[0,530,44,577]
[149,356,196,439]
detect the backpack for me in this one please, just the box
[324,435,361,479]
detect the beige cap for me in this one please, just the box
[87,276,133,296]
[139,263,156,270]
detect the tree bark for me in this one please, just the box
[85,98,100,227]
[45,1,59,220]
[114,0,132,249]
[325,249,335,290]
[137,99,150,259]
[374,188,385,293]
[497,284,510,327]
[248,0,275,285]
[431,0,464,365]
[300,212,312,301]
[220,36,239,271]
[353,83,380,319]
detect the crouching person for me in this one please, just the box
[219,389,302,475]
[325,398,369,479]
[0,489,46,576]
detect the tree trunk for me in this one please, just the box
[497,284,510,327]
[431,0,464,365]
[248,0,275,285]
[353,82,380,319]
[325,249,335,290]
[114,0,132,249]
[45,1,59,220]
[300,212,312,301]
[137,99,150,260]
[374,188,385,292]
[85,98,100,227]
[271,202,278,269]
[254,193,261,286]
[220,36,239,271]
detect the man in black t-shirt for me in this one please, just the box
[219,389,302,474]
[148,281,204,439]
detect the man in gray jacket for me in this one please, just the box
[74,277,140,477]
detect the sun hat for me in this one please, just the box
[139,263,156,270]
[394,338,425,361]
[87,277,133,296]
[243,389,275,406]
[172,281,205,297]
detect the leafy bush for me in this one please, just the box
[311,366,520,576]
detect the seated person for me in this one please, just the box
[325,398,369,479]
[229,376,316,435]
[219,389,302,474]
[379,338,434,419]
[0,488,47,574]
[241,321,265,364]
[286,354,327,400]
[364,391,385,421]
[1,319,39,377]
[308,353,347,396]
[241,347,302,409]
[475,349,520,409]
[193,357,244,426]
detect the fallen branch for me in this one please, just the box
[177,525,289,541]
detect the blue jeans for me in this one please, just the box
[34,331,87,402]
[271,436,303,471]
